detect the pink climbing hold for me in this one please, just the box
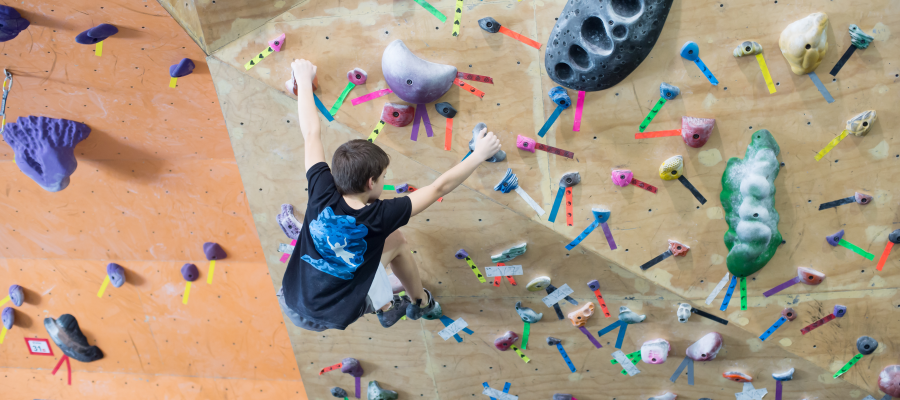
[681,116,715,148]
[494,331,519,351]
[879,365,900,397]
[516,135,537,153]
[268,33,285,52]
[854,191,873,205]
[382,103,415,127]
[348,68,368,85]
[611,170,633,187]
[686,332,723,361]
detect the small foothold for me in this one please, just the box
[203,242,226,261]
[587,279,600,291]
[660,82,680,100]
[395,183,410,194]
[641,338,671,364]
[478,17,501,33]
[617,306,646,324]
[367,381,398,400]
[434,102,457,119]
[826,230,845,247]
[648,392,677,400]
[772,368,795,381]
[592,208,611,224]
[879,365,900,397]
[516,135,537,153]
[515,301,543,323]
[181,263,199,282]
[75,23,118,44]
[686,332,724,361]
[833,305,847,318]
[797,266,825,285]
[782,307,797,321]
[8,285,23,307]
[454,249,468,260]
[469,122,506,162]
[553,394,574,400]
[733,41,763,57]
[848,24,874,49]
[494,330,519,351]
[854,192,873,205]
[889,229,900,244]
[659,155,684,180]
[268,33,286,52]
[3,116,91,192]
[546,336,562,345]
[549,86,572,108]
[44,314,104,362]
[1,307,13,329]
[668,240,690,257]
[857,335,878,355]
[169,58,195,78]
[277,204,303,240]
[611,169,633,187]
[0,6,30,42]
[779,13,829,75]
[107,263,126,288]
[567,302,595,327]
[341,357,364,377]
[846,110,876,136]
[526,276,551,292]
[681,116,715,148]
[382,40,457,104]
[491,243,527,263]
[559,172,581,188]
[381,103,415,127]
[679,41,701,62]
[330,387,348,398]
[677,303,692,323]
[347,68,368,85]
[723,371,753,382]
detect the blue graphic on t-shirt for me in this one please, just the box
[301,207,368,280]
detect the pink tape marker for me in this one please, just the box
[280,239,297,263]
[573,91,585,131]
[351,88,393,106]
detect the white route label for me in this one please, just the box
[706,272,730,305]
[612,350,641,376]
[278,243,295,254]
[484,265,523,277]
[482,386,518,400]
[438,318,468,341]
[541,283,574,307]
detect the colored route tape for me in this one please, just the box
[52,355,72,385]
[775,380,783,400]
[839,238,875,260]
[503,382,511,395]
[329,82,356,115]
[670,356,694,385]
[444,118,453,150]
[759,316,787,341]
[207,260,216,284]
[548,186,566,223]
[556,343,577,372]
[764,276,801,297]
[452,0,463,36]
[638,97,666,132]
[412,0,447,22]
[356,376,361,399]
[454,78,485,98]
[579,326,603,348]
[691,308,729,325]
[830,45,857,77]
[514,187,545,217]
[639,250,672,271]
[319,362,343,374]
[808,71,835,103]
[483,382,497,400]
[522,321,530,349]
[464,256,487,283]
[552,303,564,320]
[819,196,856,210]
[630,177,658,193]
[706,272,730,305]
[739,276,748,310]
[598,319,624,338]
[800,313,835,335]
[591,289,611,318]
[182,281,192,305]
[0,295,8,307]
[244,44,275,70]
[535,142,575,158]
[538,105,564,137]
[351,88,393,105]
[693,58,719,85]
[0,326,6,344]
[755,54,776,94]
[95,41,103,57]
[566,220,600,250]
[877,242,894,271]
[439,315,463,342]
[815,130,849,161]
[97,276,110,298]
[511,345,530,363]
[611,350,640,376]
[411,105,422,141]
[635,129,680,139]
[312,93,335,122]
[678,176,707,204]
[720,274,737,311]
[497,26,541,49]
[383,184,395,191]
[611,350,641,375]
[419,104,434,138]
[600,222,617,250]
[367,120,387,143]
[834,353,865,378]
[169,77,178,88]
[565,188,574,227]
[573,91,585,131]
[457,72,493,84]
[615,321,627,348]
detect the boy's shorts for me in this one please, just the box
[278,263,394,331]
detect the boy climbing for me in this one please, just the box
[279,59,502,331]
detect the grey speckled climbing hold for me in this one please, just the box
[559,172,581,187]
[546,336,562,345]
[515,301,543,323]
[9,284,23,307]
[772,368,795,381]
[367,381,398,400]
[107,263,126,288]
[889,229,900,244]
[44,314,104,362]
[169,58,195,78]
[857,336,878,355]
[1,307,13,330]
[660,82,680,100]
[734,41,763,57]
[478,17,501,33]
[341,357,364,377]
[526,276,551,292]
[204,242,226,260]
[553,394,574,400]
[469,122,506,162]
[617,306,645,324]
[0,6,30,42]
[3,116,91,192]
[75,23,118,45]
[181,263,199,282]
[435,102,457,119]
[491,243,526,263]
[382,40,457,104]
[849,24,874,49]
[277,204,302,240]
[544,0,674,91]
[330,387,348,398]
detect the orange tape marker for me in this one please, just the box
[454,78,485,98]
[565,187,574,227]
[445,118,453,151]
[635,129,681,139]
[497,26,541,49]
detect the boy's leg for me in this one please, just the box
[380,230,427,304]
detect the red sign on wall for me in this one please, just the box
[24,338,54,356]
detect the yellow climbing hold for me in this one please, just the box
[659,155,684,180]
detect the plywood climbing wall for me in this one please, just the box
[0,0,305,397]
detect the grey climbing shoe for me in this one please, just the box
[406,288,438,320]
[376,295,410,328]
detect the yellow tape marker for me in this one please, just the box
[95,41,103,57]
[169,77,178,88]
[244,45,275,70]
[97,276,110,298]
[452,0,464,36]
[464,256,487,283]
[0,295,8,307]
[755,53,776,94]
[815,130,849,161]
[183,282,192,305]
[367,120,387,142]
[511,345,530,363]
[0,327,6,344]
[207,260,216,284]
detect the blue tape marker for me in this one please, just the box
[693,59,719,85]
[313,93,335,122]
[615,322,627,349]
[538,105,564,137]
[548,187,565,223]
[483,382,496,400]
[598,319,624,337]
[565,220,601,250]
[759,316,788,341]
[808,71,835,103]
[720,275,737,312]
[462,327,474,335]
[439,315,463,342]
[556,343,577,372]
[461,150,473,161]
[502,382,511,394]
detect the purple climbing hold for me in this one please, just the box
[382,40,457,104]
[44,314,104,362]
[277,204,302,240]
[553,394,574,400]
[587,280,600,291]
[9,284,23,307]
[75,23,118,45]
[1,307,13,330]
[826,230,845,247]
[340,357,364,377]
[203,242,226,261]
[395,183,410,194]
[107,263,126,288]
[2,116,91,192]
[834,304,847,318]
[348,68,368,85]
[169,58,195,78]
[181,263,199,282]
[454,249,469,260]
[0,6,30,42]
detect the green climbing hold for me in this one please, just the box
[368,381,399,400]
[849,24,874,49]
[720,129,782,278]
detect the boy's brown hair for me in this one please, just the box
[332,139,390,195]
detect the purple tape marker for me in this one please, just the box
[410,106,422,141]
[355,376,361,399]
[419,104,434,138]
[600,222,617,250]
[578,326,603,348]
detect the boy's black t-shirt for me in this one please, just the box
[282,162,412,330]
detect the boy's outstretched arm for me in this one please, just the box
[292,59,325,172]
[407,128,501,216]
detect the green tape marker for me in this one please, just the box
[383,184,395,191]
[412,0,447,23]
[834,353,865,378]
[638,97,666,132]
[739,277,748,311]
[839,238,876,260]
[329,82,356,115]
[522,321,530,350]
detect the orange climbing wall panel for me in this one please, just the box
[0,0,305,398]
